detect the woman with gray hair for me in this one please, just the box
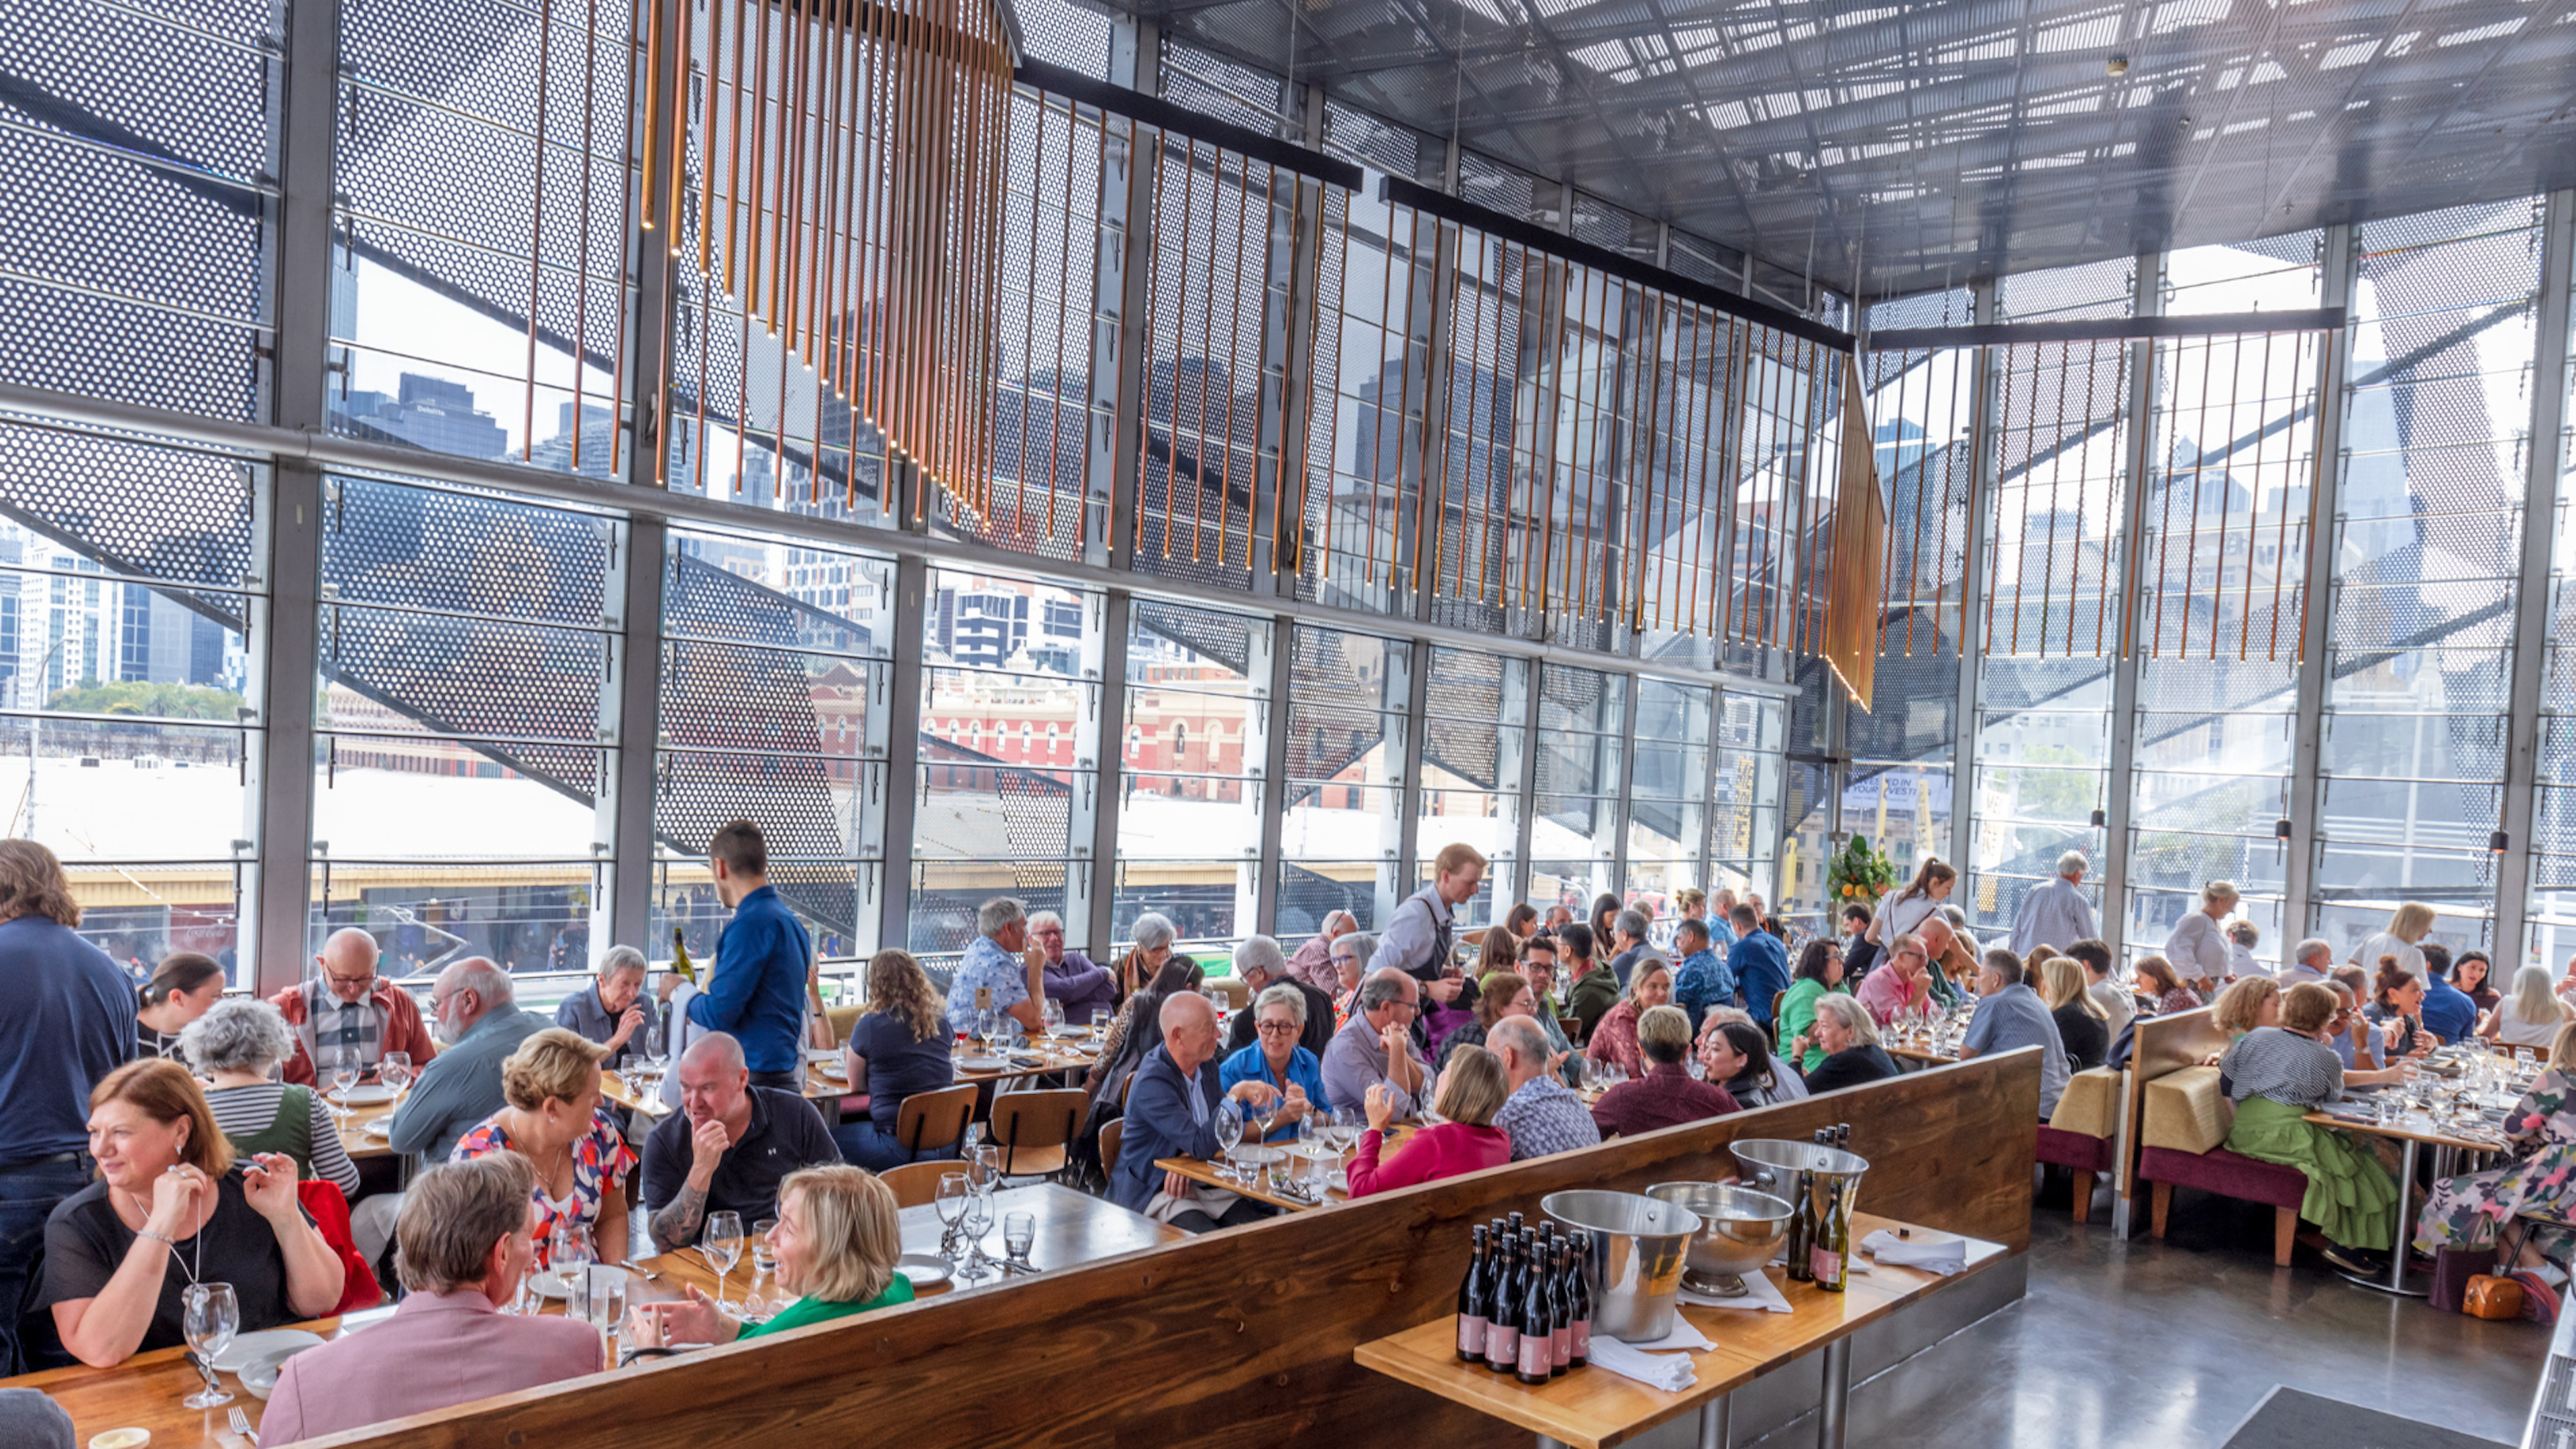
[1331,931,1379,1026]
[1798,994,1899,1093]
[1218,983,1328,1142]
[182,998,362,1195]
[1114,912,1179,1004]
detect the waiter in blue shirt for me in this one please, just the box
[688,821,811,1090]
[1726,902,1791,1032]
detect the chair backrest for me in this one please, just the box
[1099,1118,1125,1181]
[824,1004,865,1046]
[897,1083,979,1155]
[1204,977,1248,1010]
[297,1179,384,1315]
[1770,991,1786,1047]
[880,1160,952,1209]
[2140,1064,2235,1155]
[990,1089,1089,1173]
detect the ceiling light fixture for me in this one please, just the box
[2106,53,2130,75]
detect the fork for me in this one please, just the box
[228,1406,259,1446]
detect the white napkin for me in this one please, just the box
[1679,1269,1792,1313]
[1627,1315,1715,1351]
[1587,1338,1698,1393]
[1861,1230,1966,1276]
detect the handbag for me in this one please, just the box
[2463,1274,2524,1320]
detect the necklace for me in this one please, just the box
[119,1177,206,1289]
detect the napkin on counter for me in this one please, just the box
[1679,1270,1792,1313]
[1628,1316,1715,1351]
[1588,1338,1698,1393]
[1860,1230,1966,1276]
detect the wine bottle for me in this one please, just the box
[1483,1233,1520,1373]
[1542,1234,1570,1377]
[1515,1232,1553,1384]
[1457,1226,1490,1362]
[1783,1137,1818,1283]
[1812,1185,1849,1293]
[1560,1239,1591,1367]
[670,926,698,985]
[1507,1210,1525,1240]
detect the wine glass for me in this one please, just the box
[180,1282,237,1409]
[971,1142,1003,1193]
[702,1212,745,1309]
[1212,1097,1244,1182]
[378,1051,411,1094]
[1040,997,1065,1035]
[959,1184,996,1281]
[935,1173,971,1260]
[325,1048,360,1124]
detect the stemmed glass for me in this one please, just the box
[180,1283,237,1409]
[702,1212,745,1310]
[935,1173,971,1261]
[550,1221,593,1285]
[957,1184,997,1283]
[1212,1097,1244,1183]
[378,1051,411,1095]
[324,1048,360,1126]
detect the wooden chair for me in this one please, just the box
[880,1160,953,1209]
[989,1089,1088,1181]
[1099,1118,1125,1183]
[1770,991,1786,1049]
[895,1083,978,1159]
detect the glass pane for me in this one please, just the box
[667,533,896,655]
[653,753,886,859]
[1534,794,1616,861]
[1281,860,1399,935]
[1111,861,1254,950]
[912,860,1075,956]
[1119,772,1260,858]
[317,737,605,859]
[311,863,596,979]
[1843,765,1953,878]
[1529,860,1614,916]
[915,763,1085,859]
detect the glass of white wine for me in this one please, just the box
[702,1212,745,1310]
[181,1283,237,1409]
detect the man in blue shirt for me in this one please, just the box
[943,896,1048,1038]
[0,841,133,1374]
[1670,918,1734,1030]
[2418,948,2479,1044]
[687,821,812,1089]
[1957,949,2072,1118]
[1726,903,1790,1031]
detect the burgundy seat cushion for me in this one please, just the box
[2137,1144,2308,1211]
[2036,1125,2113,1174]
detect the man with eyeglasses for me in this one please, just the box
[1320,969,1428,1121]
[266,926,437,1087]
[1220,935,1336,1060]
[1028,911,1116,1028]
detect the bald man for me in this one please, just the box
[267,926,438,1086]
[640,1032,837,1252]
[1108,993,1279,1232]
[385,958,545,1167]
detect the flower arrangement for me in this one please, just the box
[1826,834,1898,904]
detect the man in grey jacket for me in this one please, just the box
[387,959,547,1166]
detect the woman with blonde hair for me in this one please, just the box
[835,949,957,1170]
[1866,860,1957,947]
[2041,956,2112,1070]
[451,1028,633,1264]
[2211,976,2282,1040]
[1585,960,1673,1079]
[40,1059,344,1366]
[1347,1046,1511,1198]
[2481,965,2576,1050]
[2351,902,2436,985]
[2221,982,2399,1275]
[634,1164,913,1346]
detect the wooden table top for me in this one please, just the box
[1354,1213,2006,1449]
[1883,1043,1960,1065]
[598,1063,851,1121]
[2304,1106,2506,1152]
[325,1089,405,1161]
[2,1185,1177,1449]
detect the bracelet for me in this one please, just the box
[135,1229,175,1247]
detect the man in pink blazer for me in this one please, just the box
[262,1155,602,1442]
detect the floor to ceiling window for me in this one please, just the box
[1531,663,1621,917]
[2530,227,2576,969]
[1281,624,1406,936]
[1417,646,1527,931]
[1624,678,1711,919]
[2314,201,2542,962]
[1115,600,1269,951]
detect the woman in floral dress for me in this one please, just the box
[2415,1022,2576,1265]
[450,1028,635,1265]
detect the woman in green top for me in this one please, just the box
[1778,939,1849,1073]
[633,1164,913,1346]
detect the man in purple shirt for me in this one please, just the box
[1030,911,1117,1028]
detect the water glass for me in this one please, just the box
[1003,1210,1036,1264]
[588,1267,627,1344]
[751,1218,778,1277]
[180,1282,238,1409]
[1212,1099,1244,1180]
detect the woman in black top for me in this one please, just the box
[2039,956,2110,1071]
[133,952,225,1061]
[41,1059,343,1367]
[2365,959,2432,1060]
[1801,996,1899,1093]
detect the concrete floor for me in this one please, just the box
[1745,1186,2551,1448]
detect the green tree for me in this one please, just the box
[46,680,245,720]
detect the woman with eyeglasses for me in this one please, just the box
[1330,932,1377,1029]
[1218,985,1328,1143]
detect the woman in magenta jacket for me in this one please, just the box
[1348,1045,1511,1197]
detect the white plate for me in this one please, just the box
[957,1055,1010,1072]
[1328,1169,1350,1193]
[813,1061,848,1079]
[362,1117,393,1138]
[895,1252,952,1287]
[805,1047,841,1064]
[328,1083,398,1106]
[211,1328,325,1373]
[527,1269,578,1300]
[238,1345,309,1400]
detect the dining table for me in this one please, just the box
[0,1184,1180,1449]
[2304,1097,2506,1297]
[1154,1124,1415,1212]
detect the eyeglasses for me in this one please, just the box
[324,970,377,991]
[1254,1020,1299,1034]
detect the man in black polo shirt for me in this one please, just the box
[640,1032,837,1254]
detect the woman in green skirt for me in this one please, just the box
[2220,981,2399,1275]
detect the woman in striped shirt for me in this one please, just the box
[180,998,362,1197]
[2218,981,2398,1275]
